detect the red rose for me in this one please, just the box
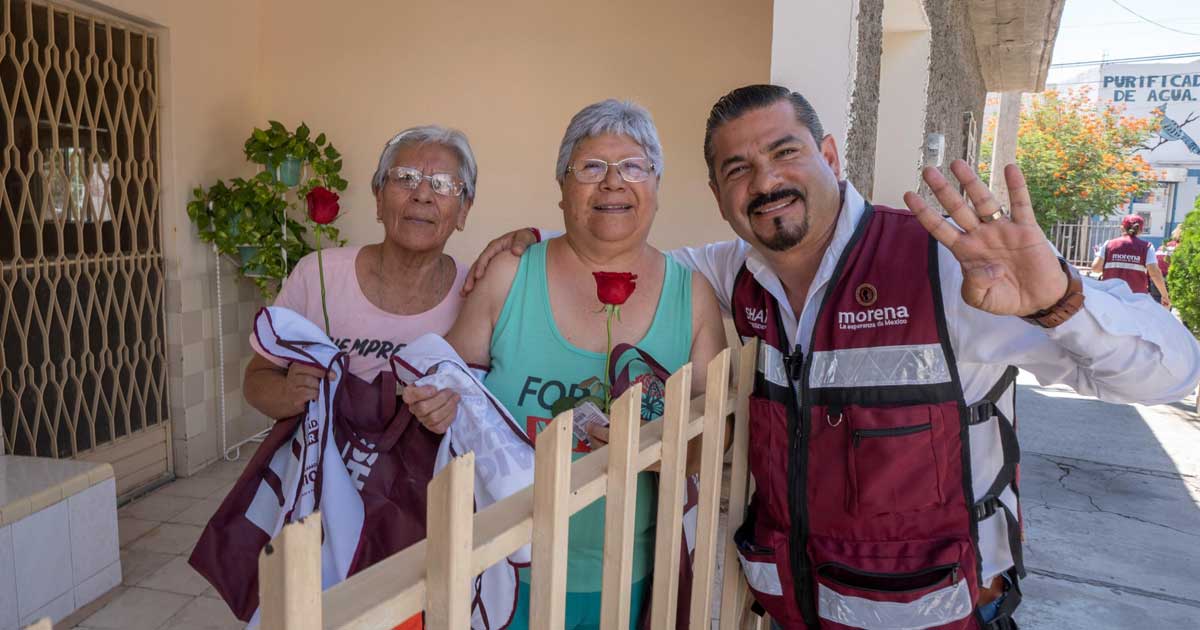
[593,271,637,306]
[306,186,340,224]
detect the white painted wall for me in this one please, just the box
[770,0,859,162]
[872,29,931,204]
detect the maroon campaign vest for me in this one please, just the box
[1101,235,1151,294]
[730,206,1023,629]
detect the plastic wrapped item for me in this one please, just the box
[572,400,610,448]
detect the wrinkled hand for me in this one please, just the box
[282,363,335,417]
[462,228,539,295]
[402,385,460,434]
[903,160,1068,316]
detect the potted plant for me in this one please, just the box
[186,121,348,299]
[243,121,348,192]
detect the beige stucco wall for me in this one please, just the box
[255,0,774,262]
[84,0,772,478]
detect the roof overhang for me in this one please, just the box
[968,0,1067,92]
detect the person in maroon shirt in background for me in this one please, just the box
[1091,214,1171,306]
[1157,224,1183,279]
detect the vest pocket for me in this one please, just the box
[847,405,944,516]
[809,537,975,629]
[815,562,971,629]
[748,397,791,525]
[733,521,805,628]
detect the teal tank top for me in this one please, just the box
[484,241,693,592]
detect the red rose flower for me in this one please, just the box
[593,271,637,306]
[306,186,340,224]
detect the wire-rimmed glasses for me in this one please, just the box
[384,166,465,197]
[566,157,656,184]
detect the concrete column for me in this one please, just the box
[989,91,1022,207]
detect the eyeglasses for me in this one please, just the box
[566,157,656,184]
[384,166,465,197]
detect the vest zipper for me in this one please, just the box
[852,422,933,447]
[784,343,818,626]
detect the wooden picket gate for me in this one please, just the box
[257,341,767,630]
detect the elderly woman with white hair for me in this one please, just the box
[244,124,476,429]
[443,100,725,628]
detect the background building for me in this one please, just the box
[1098,60,1200,243]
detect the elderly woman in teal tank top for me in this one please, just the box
[443,100,726,629]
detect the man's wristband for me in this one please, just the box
[1020,257,1085,328]
[527,227,542,243]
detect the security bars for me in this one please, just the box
[0,0,167,473]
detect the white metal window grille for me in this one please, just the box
[0,0,167,461]
[1049,220,1121,268]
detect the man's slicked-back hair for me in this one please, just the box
[703,84,826,182]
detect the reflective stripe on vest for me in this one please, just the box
[809,343,951,388]
[730,205,1024,630]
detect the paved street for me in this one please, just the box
[1015,371,1200,629]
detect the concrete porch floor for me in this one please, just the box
[54,370,1200,629]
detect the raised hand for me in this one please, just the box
[903,160,1068,317]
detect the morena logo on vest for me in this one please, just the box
[837,304,910,330]
[1110,253,1145,264]
[855,282,878,307]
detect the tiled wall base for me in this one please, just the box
[0,467,120,629]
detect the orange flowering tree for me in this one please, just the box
[979,87,1159,232]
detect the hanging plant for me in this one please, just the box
[186,121,348,299]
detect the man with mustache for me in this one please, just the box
[462,84,1200,629]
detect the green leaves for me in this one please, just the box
[549,396,578,417]
[979,88,1158,234]
[188,119,349,299]
[1168,200,1200,335]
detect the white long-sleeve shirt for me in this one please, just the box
[667,182,1200,407]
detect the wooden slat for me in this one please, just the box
[688,349,732,626]
[24,618,52,630]
[323,391,736,630]
[323,540,426,630]
[649,363,693,630]
[425,452,475,630]
[719,340,758,630]
[599,384,642,630]
[530,411,574,628]
[259,512,323,630]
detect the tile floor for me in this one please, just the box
[61,445,256,630]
